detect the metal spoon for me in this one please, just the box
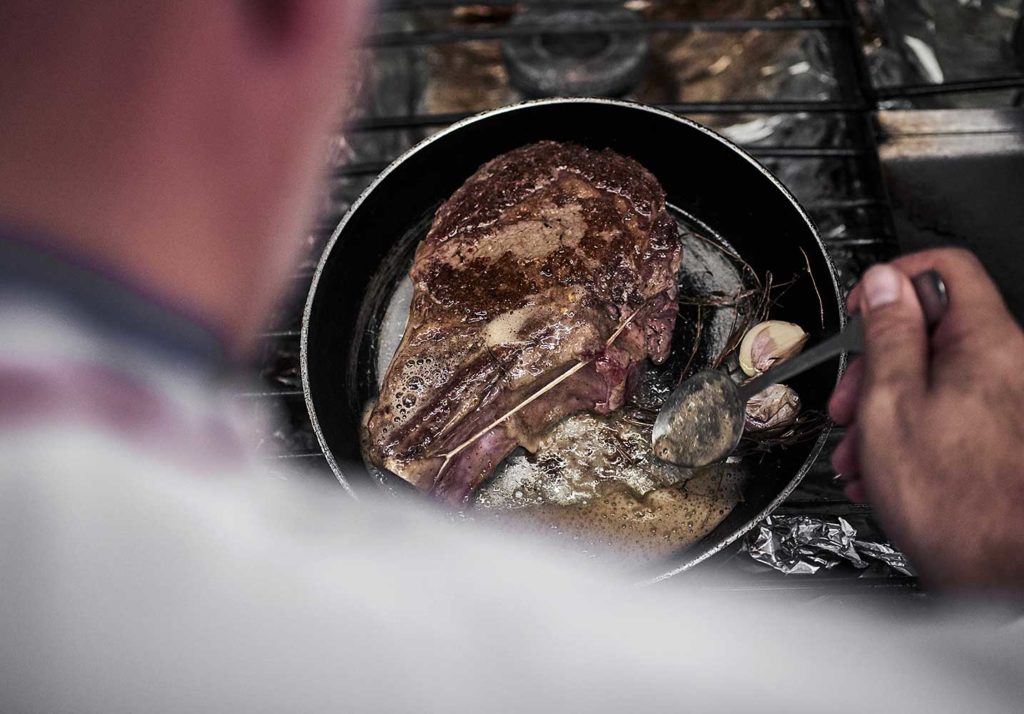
[652,270,949,468]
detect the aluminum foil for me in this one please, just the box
[858,0,1022,109]
[743,515,915,576]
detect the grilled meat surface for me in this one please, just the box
[364,141,682,505]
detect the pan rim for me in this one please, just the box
[300,97,846,575]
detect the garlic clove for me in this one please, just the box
[738,320,808,377]
[744,383,801,433]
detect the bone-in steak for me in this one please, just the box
[364,141,682,505]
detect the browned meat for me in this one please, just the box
[363,141,682,505]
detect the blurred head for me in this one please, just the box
[0,0,371,354]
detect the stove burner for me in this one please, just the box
[503,9,648,98]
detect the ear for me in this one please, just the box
[243,0,366,59]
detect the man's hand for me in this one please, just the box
[828,248,1024,592]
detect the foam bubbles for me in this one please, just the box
[474,408,748,563]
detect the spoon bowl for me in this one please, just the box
[652,370,745,468]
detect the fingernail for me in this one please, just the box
[861,265,901,310]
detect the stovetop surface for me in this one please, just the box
[244,0,1024,596]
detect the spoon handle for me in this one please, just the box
[738,270,948,401]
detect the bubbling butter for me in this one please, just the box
[474,410,747,563]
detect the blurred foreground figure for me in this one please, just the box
[1,2,1023,712]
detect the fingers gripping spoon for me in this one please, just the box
[652,270,949,468]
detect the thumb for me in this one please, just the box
[857,264,928,404]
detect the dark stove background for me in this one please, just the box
[242,0,1024,598]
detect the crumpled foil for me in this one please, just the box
[743,515,915,576]
[858,0,1022,110]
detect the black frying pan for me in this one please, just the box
[301,98,844,581]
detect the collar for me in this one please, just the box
[0,225,231,378]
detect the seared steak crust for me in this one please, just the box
[364,141,682,505]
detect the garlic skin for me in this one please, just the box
[744,383,801,432]
[738,320,808,377]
